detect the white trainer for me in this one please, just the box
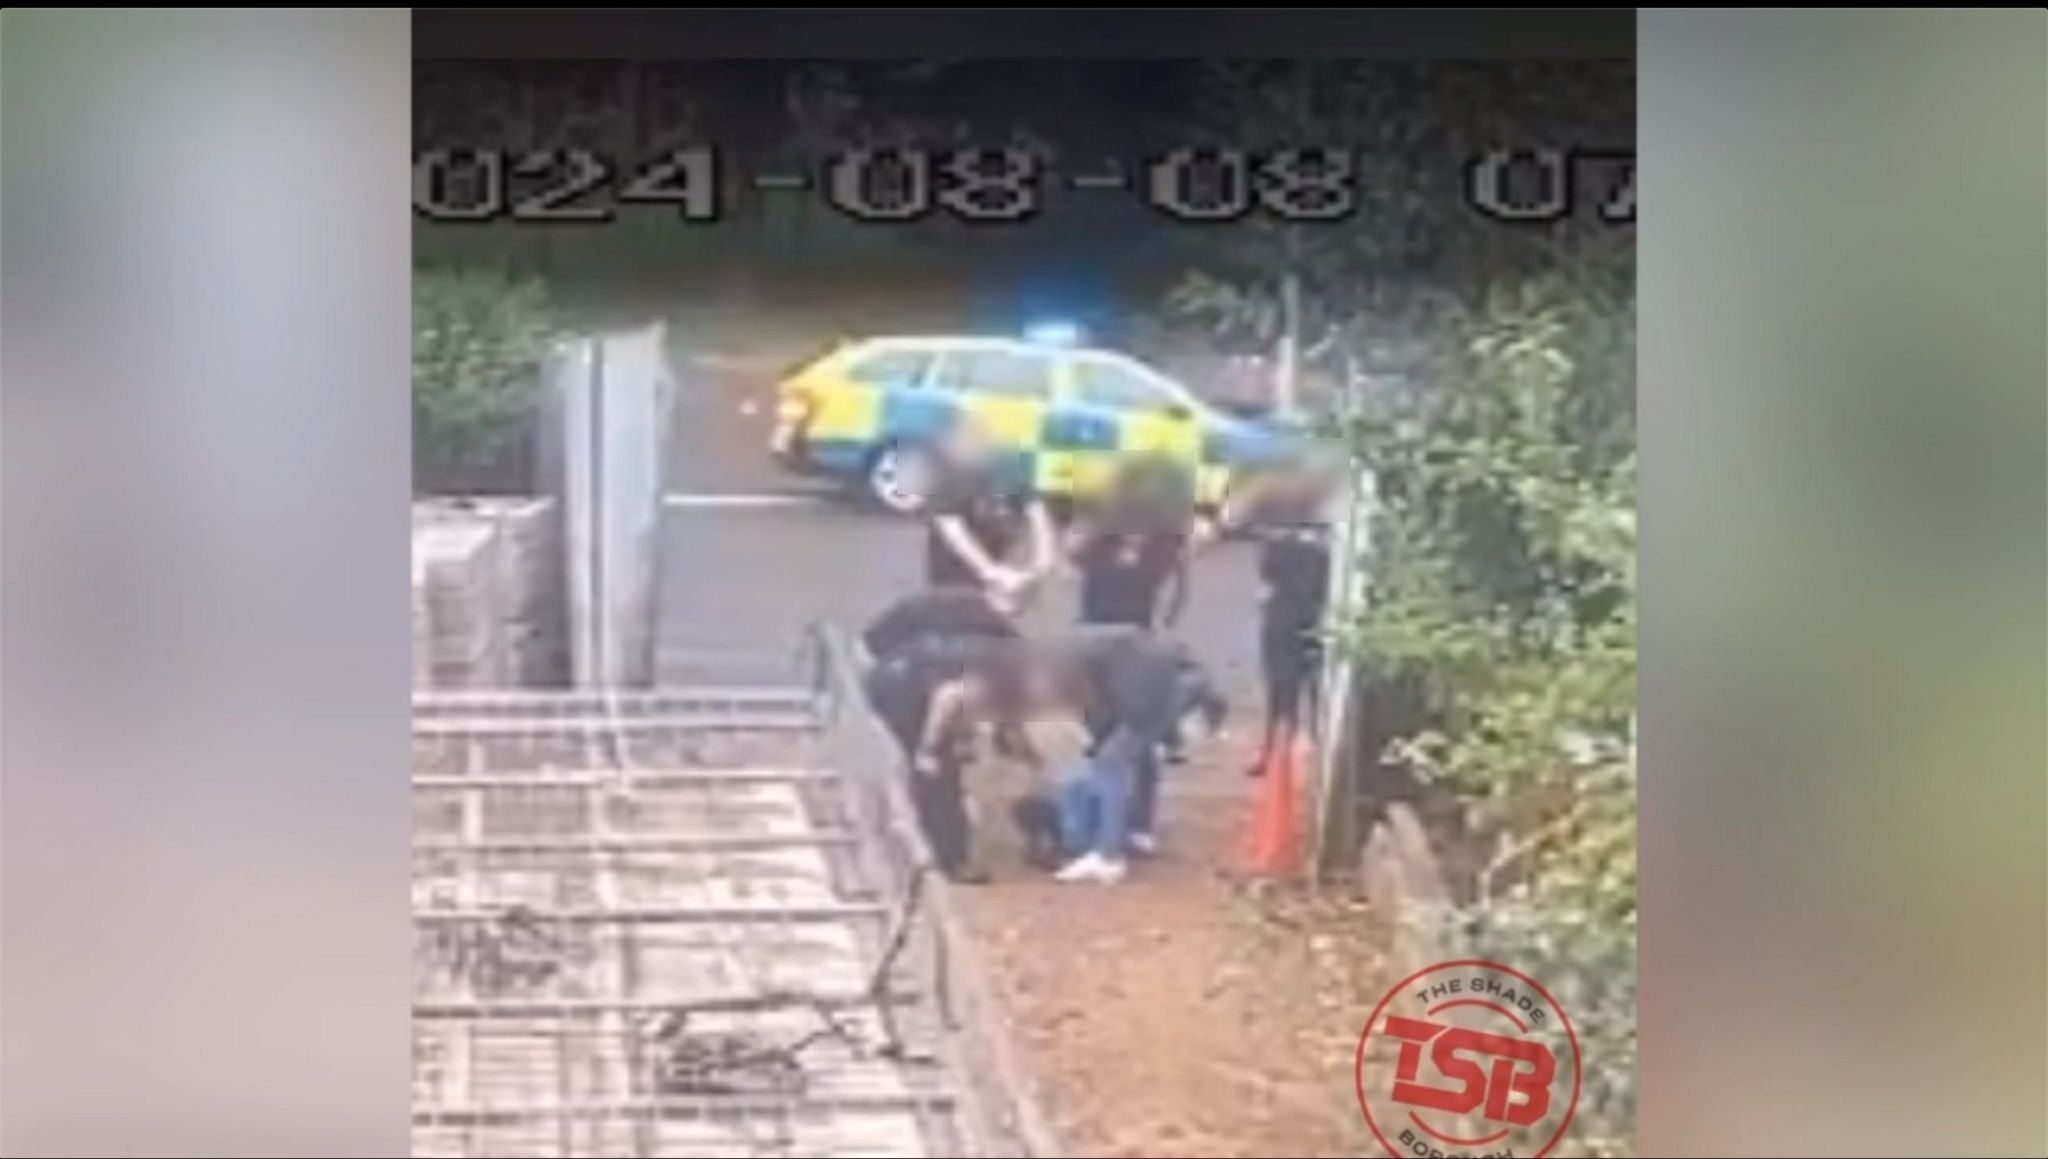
[1054,852,1129,884]
[1053,852,1107,882]
[1126,832,1159,857]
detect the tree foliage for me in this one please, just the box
[1345,268,1637,1157]
[413,268,555,477]
[1162,60,1633,393]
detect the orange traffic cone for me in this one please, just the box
[1241,725,1304,877]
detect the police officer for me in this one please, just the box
[861,586,1018,663]
[859,589,1021,884]
[1067,454,1197,632]
[1225,457,1340,779]
[924,415,1057,613]
[1066,453,1214,771]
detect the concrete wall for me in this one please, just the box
[413,519,504,689]
[411,497,565,689]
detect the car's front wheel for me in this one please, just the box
[865,442,938,514]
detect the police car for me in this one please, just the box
[769,334,1299,514]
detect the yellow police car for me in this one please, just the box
[770,335,1299,514]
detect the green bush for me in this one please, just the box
[1345,278,1635,822]
[1343,269,1638,1154]
[413,268,554,476]
[1426,887,1637,1157]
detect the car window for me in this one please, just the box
[843,347,934,389]
[1070,356,1185,414]
[930,347,1054,399]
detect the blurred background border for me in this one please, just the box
[1,9,2041,1158]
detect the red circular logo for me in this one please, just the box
[1354,959,1581,1158]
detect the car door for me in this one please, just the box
[1064,353,1206,493]
[925,344,1054,494]
[1043,356,1118,500]
[808,343,937,469]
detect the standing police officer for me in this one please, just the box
[923,416,1057,613]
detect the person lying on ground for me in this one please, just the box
[909,630,1229,884]
[1006,655,1227,883]
[1006,711,1094,872]
[926,629,1219,884]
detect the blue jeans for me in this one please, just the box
[1057,765,1123,858]
[1057,726,1154,858]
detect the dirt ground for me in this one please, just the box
[954,732,1395,1159]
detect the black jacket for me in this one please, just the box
[862,588,1018,660]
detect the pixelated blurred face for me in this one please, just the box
[1105,456,1195,532]
[1293,443,1348,496]
[938,414,998,468]
[1258,458,1331,518]
[1022,662,1067,714]
[971,656,1065,724]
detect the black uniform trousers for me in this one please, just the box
[862,654,973,876]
